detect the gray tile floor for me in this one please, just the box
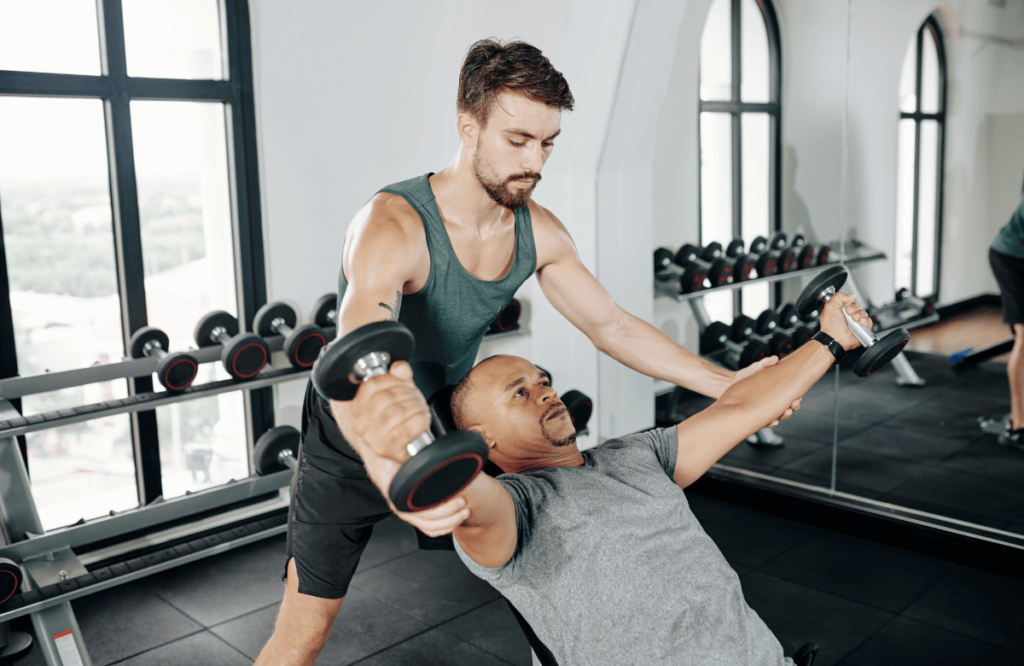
[11,491,1024,665]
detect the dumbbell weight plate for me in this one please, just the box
[798,244,819,269]
[707,258,733,287]
[700,241,724,262]
[253,302,297,338]
[389,430,488,512]
[0,557,21,606]
[777,246,797,273]
[853,329,910,377]
[490,299,521,333]
[769,232,788,251]
[312,321,416,401]
[731,315,757,343]
[194,311,239,348]
[739,340,770,368]
[817,245,831,265]
[795,266,848,319]
[755,310,778,335]
[777,303,799,328]
[790,324,814,348]
[732,254,757,282]
[680,264,708,293]
[129,326,170,359]
[674,244,702,266]
[755,251,778,278]
[254,426,299,476]
[700,321,731,355]
[750,236,768,254]
[312,293,338,329]
[726,239,745,258]
[769,333,794,358]
[285,324,328,368]
[222,333,270,380]
[559,390,593,433]
[654,247,675,273]
[157,352,198,391]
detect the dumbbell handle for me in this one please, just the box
[270,316,295,337]
[209,326,232,345]
[351,351,436,457]
[143,339,169,361]
[277,448,298,471]
[820,286,876,347]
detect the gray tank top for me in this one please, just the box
[338,174,537,399]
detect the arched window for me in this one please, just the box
[895,15,947,298]
[699,0,781,321]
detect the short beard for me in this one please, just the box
[472,150,541,210]
[540,403,576,448]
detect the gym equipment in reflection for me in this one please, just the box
[488,299,522,334]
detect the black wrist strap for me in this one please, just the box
[811,331,846,364]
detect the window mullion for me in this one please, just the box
[731,0,742,316]
[101,0,163,504]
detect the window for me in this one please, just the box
[895,14,946,299]
[698,0,781,323]
[0,0,266,529]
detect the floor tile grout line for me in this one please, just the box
[744,569,905,619]
[894,612,1024,656]
[342,598,503,666]
[207,627,256,662]
[103,627,209,665]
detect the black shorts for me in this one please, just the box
[990,247,1024,327]
[284,380,452,600]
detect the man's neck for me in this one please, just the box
[502,448,586,474]
[429,151,510,234]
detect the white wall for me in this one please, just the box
[250,0,635,437]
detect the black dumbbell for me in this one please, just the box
[733,312,794,360]
[311,292,338,328]
[796,266,910,376]
[654,247,708,294]
[767,232,798,273]
[676,243,732,287]
[817,244,831,265]
[559,389,593,433]
[725,239,758,282]
[776,303,816,348]
[749,236,780,278]
[194,311,271,380]
[312,321,488,512]
[128,326,199,391]
[254,302,327,369]
[789,235,822,270]
[253,425,299,475]
[701,321,770,370]
[488,299,521,333]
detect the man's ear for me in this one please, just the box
[466,424,495,449]
[456,112,479,148]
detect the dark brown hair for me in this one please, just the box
[457,39,574,126]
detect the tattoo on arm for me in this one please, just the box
[378,290,402,321]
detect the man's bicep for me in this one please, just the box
[453,482,518,570]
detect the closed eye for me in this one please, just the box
[510,140,525,148]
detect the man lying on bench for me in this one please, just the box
[347,291,870,666]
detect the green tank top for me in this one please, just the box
[338,173,537,399]
[992,193,1024,260]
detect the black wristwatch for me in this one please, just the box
[811,330,846,364]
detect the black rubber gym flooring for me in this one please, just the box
[9,485,1024,665]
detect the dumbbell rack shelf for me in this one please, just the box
[653,250,886,302]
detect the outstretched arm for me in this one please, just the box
[532,204,785,404]
[342,361,518,569]
[671,293,870,487]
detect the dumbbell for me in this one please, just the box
[253,425,299,475]
[253,302,327,369]
[488,299,521,333]
[725,239,758,282]
[817,244,831,265]
[128,326,199,391]
[676,242,733,287]
[796,265,910,376]
[312,321,488,512]
[193,311,271,380]
[789,235,821,270]
[700,321,770,370]
[311,292,338,329]
[654,247,707,294]
[732,313,794,359]
[559,389,593,433]
[767,232,798,273]
[0,557,33,661]
[748,236,780,278]
[776,303,816,348]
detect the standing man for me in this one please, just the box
[989,192,1024,451]
[256,39,795,665]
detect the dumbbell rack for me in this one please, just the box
[0,325,332,666]
[655,245,928,388]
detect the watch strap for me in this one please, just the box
[811,330,846,363]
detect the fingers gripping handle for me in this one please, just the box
[819,286,876,347]
[350,349,434,458]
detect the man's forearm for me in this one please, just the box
[595,311,735,398]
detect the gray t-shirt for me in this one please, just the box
[454,428,784,666]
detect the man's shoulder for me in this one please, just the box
[350,191,425,252]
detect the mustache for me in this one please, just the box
[506,172,542,184]
[540,402,566,424]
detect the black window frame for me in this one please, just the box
[698,0,782,315]
[0,0,269,505]
[898,14,947,300]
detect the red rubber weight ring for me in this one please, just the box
[292,332,327,368]
[231,342,268,379]
[0,570,18,605]
[164,358,198,391]
[405,452,485,512]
